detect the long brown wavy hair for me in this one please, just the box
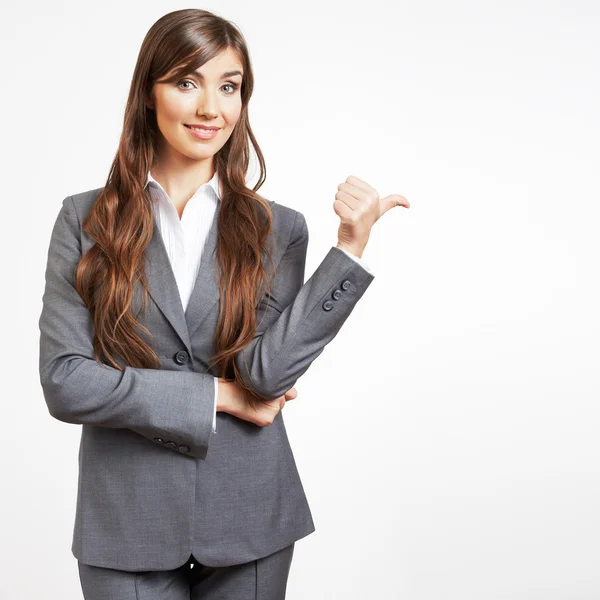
[75,9,278,405]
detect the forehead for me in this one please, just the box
[188,48,243,77]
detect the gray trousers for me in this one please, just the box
[77,543,295,600]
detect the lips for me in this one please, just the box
[185,124,220,131]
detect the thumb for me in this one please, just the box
[379,194,410,216]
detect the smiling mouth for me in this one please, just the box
[184,124,220,131]
[184,125,220,140]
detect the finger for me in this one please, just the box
[333,198,354,221]
[338,182,370,204]
[335,189,360,210]
[345,175,375,194]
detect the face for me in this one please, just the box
[146,47,244,166]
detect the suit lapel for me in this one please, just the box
[184,208,221,340]
[144,216,192,352]
[144,208,221,353]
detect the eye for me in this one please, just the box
[222,83,240,94]
[176,79,195,90]
[176,79,240,94]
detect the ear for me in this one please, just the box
[145,89,156,110]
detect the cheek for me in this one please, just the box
[163,104,187,123]
[159,94,192,123]
[224,106,243,128]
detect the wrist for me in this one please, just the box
[336,242,365,259]
[216,378,231,413]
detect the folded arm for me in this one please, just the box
[235,210,375,400]
[38,196,215,459]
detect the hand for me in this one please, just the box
[217,379,298,427]
[334,175,410,258]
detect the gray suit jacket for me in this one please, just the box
[38,188,375,570]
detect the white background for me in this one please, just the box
[2,1,599,598]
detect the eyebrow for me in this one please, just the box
[191,69,243,79]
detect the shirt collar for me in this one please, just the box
[144,169,221,202]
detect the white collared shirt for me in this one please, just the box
[145,170,372,434]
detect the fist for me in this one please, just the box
[334,175,410,257]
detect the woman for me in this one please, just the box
[38,8,409,599]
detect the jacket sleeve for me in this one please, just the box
[235,210,375,400]
[38,196,215,459]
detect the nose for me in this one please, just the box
[197,89,218,118]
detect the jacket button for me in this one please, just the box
[165,441,177,449]
[153,437,164,444]
[331,289,342,300]
[322,300,334,311]
[178,445,190,454]
[174,350,189,365]
[341,279,351,291]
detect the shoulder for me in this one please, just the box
[266,199,308,250]
[68,186,104,222]
[60,189,308,251]
[55,187,103,230]
[53,187,103,253]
